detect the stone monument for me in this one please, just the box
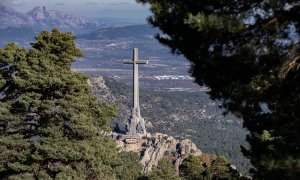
[123,48,148,137]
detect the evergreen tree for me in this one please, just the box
[179,156,205,180]
[137,0,300,178]
[179,156,241,180]
[115,152,143,180]
[0,29,141,179]
[147,158,180,180]
[209,156,239,180]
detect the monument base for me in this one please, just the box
[126,116,147,137]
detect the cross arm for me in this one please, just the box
[123,60,134,64]
[123,60,149,64]
[136,60,148,64]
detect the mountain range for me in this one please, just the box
[0,3,104,34]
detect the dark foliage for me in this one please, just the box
[137,0,300,178]
[179,156,242,180]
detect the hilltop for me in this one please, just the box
[89,76,252,174]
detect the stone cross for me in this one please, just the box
[123,48,148,136]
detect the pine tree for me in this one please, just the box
[0,29,141,179]
[179,156,204,180]
[179,155,241,180]
[146,158,180,180]
[136,0,300,178]
[209,156,237,180]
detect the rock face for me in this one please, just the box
[115,133,202,173]
[88,77,116,103]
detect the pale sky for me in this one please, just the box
[1,0,151,22]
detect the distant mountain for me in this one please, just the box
[0,3,32,29]
[26,6,102,33]
[0,3,104,34]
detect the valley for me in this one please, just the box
[74,26,201,92]
[73,24,201,91]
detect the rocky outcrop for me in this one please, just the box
[88,76,117,103]
[114,133,202,173]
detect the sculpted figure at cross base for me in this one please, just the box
[123,48,148,137]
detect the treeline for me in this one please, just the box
[143,155,249,180]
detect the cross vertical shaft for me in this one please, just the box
[123,48,148,136]
[133,48,139,112]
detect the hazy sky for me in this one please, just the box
[1,0,151,22]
